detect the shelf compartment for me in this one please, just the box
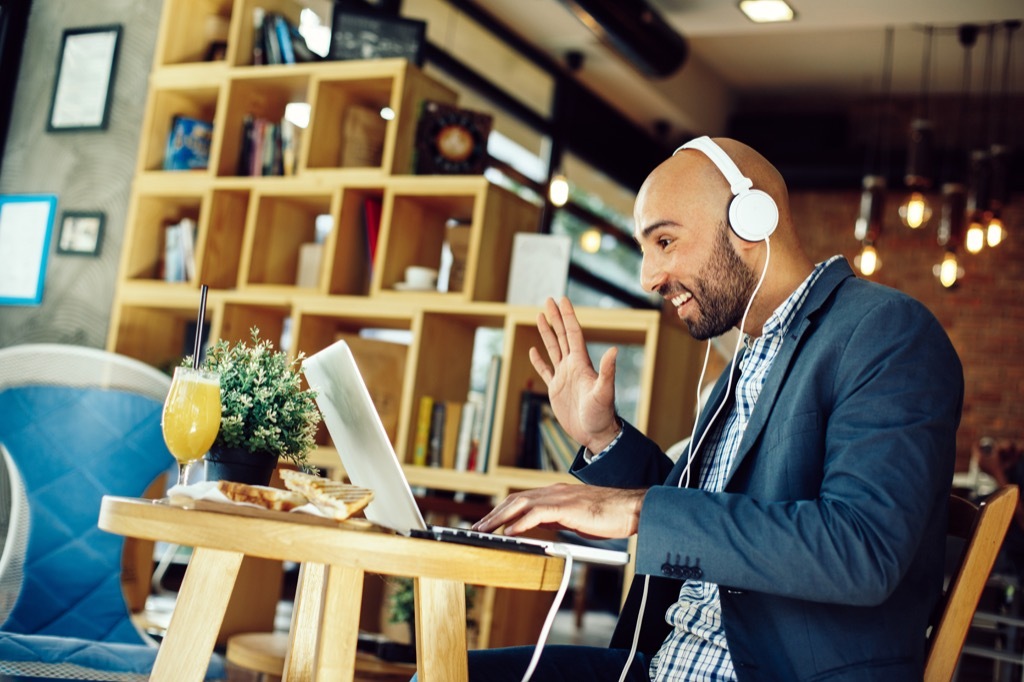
[403,308,507,468]
[239,189,335,289]
[199,188,252,289]
[292,299,416,447]
[218,298,294,355]
[108,294,221,371]
[305,60,457,175]
[374,178,541,302]
[121,189,205,282]
[325,184,387,296]
[138,82,221,174]
[154,0,234,67]
[215,71,310,178]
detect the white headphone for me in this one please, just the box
[674,136,778,242]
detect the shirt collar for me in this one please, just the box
[745,255,842,347]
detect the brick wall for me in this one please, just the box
[789,189,1023,471]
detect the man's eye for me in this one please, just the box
[657,237,672,249]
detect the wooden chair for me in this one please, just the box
[925,485,1020,682]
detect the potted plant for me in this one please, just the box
[189,327,321,485]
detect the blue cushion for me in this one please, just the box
[0,631,226,679]
[0,386,172,643]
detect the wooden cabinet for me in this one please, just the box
[109,0,702,651]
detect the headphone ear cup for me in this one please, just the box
[728,189,778,242]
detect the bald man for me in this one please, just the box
[462,138,963,681]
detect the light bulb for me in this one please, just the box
[856,243,880,276]
[965,220,985,254]
[579,228,602,254]
[987,216,1005,248]
[938,252,959,289]
[898,191,932,229]
[549,174,569,207]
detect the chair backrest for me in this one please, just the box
[0,344,173,644]
[924,485,1019,682]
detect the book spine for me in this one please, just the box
[252,8,266,66]
[412,395,434,466]
[427,400,446,467]
[178,217,197,283]
[476,355,502,473]
[453,399,477,472]
[274,14,296,65]
[441,401,463,470]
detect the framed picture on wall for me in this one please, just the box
[56,210,105,256]
[328,8,425,65]
[46,24,122,132]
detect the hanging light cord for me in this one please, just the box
[918,26,934,122]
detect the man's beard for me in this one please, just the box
[686,226,758,340]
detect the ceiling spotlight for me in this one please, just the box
[579,228,603,254]
[738,0,796,24]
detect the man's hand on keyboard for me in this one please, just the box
[472,482,645,539]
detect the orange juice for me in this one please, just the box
[162,369,221,464]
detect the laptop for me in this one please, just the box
[302,339,630,566]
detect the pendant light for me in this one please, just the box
[934,25,976,289]
[854,27,893,276]
[986,20,1020,248]
[965,25,996,254]
[899,27,935,230]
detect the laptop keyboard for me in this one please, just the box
[412,526,549,555]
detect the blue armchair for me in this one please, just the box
[0,344,224,681]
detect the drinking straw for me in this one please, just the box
[192,284,208,369]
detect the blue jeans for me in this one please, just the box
[410,645,650,681]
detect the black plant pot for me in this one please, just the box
[204,445,277,486]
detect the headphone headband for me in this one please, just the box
[675,136,752,195]
[672,136,778,242]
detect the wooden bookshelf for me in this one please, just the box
[109,0,703,652]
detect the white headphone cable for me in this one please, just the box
[613,236,773,682]
[520,550,574,682]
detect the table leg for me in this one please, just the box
[284,562,327,682]
[151,547,244,682]
[415,577,468,682]
[314,564,364,681]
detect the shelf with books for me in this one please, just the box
[214,69,309,177]
[121,187,204,283]
[138,78,221,173]
[329,183,386,296]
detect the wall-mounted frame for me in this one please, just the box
[46,24,122,132]
[329,9,425,65]
[56,210,105,256]
[0,194,57,306]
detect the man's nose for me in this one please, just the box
[639,252,664,293]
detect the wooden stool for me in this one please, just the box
[226,632,416,682]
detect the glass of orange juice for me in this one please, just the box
[162,366,222,487]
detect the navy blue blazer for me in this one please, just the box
[574,259,963,681]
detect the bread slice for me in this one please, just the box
[216,480,309,512]
[280,469,374,522]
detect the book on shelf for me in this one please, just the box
[427,400,446,467]
[163,115,213,171]
[413,395,434,466]
[252,11,319,66]
[163,218,197,283]
[537,406,577,473]
[515,390,548,470]
[474,354,502,473]
[341,104,386,168]
[362,196,382,275]
[252,8,266,65]
[453,398,477,473]
[238,114,292,177]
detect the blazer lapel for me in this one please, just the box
[723,259,856,484]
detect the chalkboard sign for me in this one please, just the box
[329,8,426,65]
